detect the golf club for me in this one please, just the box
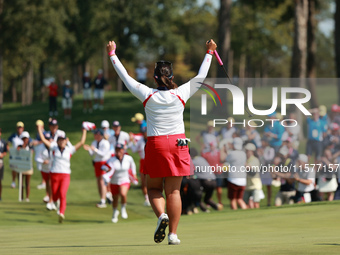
[208,40,253,117]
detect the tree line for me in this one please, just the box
[0,0,338,108]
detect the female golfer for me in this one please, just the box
[107,39,216,244]
[102,143,137,223]
[37,124,87,223]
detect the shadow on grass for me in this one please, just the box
[4,211,40,216]
[30,244,154,248]
[314,243,340,246]
[6,219,45,223]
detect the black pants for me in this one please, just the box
[49,96,57,112]
[181,178,202,213]
[200,179,219,210]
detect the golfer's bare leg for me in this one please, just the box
[164,176,183,234]
[147,176,165,217]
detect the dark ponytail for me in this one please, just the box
[154,61,178,89]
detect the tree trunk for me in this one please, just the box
[239,53,246,89]
[335,0,340,104]
[306,0,318,108]
[21,75,27,106]
[0,0,3,108]
[291,0,308,140]
[11,79,17,103]
[0,52,3,108]
[216,0,232,116]
[39,62,45,101]
[291,0,308,79]
[228,50,233,81]
[21,61,34,106]
[103,44,109,90]
[27,61,33,105]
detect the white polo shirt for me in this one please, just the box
[35,143,51,173]
[49,141,76,174]
[104,155,136,185]
[108,131,130,149]
[110,53,212,137]
[87,138,111,162]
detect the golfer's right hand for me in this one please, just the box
[206,39,217,51]
[107,41,116,56]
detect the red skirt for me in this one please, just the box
[144,134,191,178]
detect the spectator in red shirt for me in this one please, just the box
[48,78,59,116]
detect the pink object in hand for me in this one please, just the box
[214,50,223,66]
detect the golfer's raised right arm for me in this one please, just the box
[179,39,217,100]
[107,41,150,102]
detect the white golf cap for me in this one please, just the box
[98,69,103,74]
[20,131,30,139]
[279,146,289,157]
[84,72,90,77]
[65,80,71,86]
[298,154,308,163]
[244,143,256,151]
[101,120,110,128]
[233,137,243,150]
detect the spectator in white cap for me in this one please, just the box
[62,80,73,119]
[101,120,114,140]
[108,121,130,154]
[82,72,93,113]
[243,143,263,209]
[272,146,296,206]
[84,129,111,208]
[93,69,108,110]
[223,137,247,210]
[292,154,315,203]
[17,131,34,201]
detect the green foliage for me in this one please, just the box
[0,0,336,103]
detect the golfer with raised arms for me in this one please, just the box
[37,124,87,223]
[107,39,216,245]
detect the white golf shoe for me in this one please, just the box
[111,210,119,223]
[154,214,169,243]
[168,233,181,245]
